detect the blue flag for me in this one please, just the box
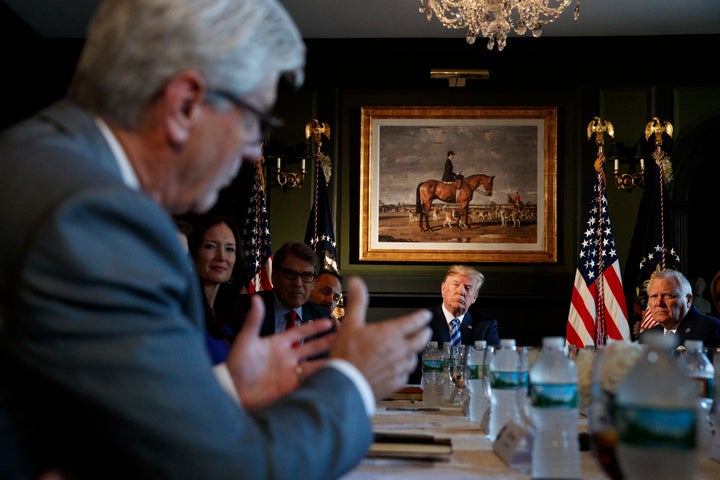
[630,150,681,333]
[304,154,338,273]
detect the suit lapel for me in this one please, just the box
[460,311,473,343]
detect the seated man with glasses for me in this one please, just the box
[232,241,331,350]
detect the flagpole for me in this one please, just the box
[303,119,339,274]
[635,117,677,333]
[594,149,607,346]
[567,116,630,347]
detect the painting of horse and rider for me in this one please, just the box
[359,106,557,263]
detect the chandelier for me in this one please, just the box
[419,0,580,51]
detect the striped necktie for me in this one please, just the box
[450,318,462,347]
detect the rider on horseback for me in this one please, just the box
[442,151,458,182]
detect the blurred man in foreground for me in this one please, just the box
[0,0,431,478]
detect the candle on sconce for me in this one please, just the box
[277,157,281,170]
[301,159,306,171]
[640,158,645,170]
[614,159,619,171]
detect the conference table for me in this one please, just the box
[341,397,720,480]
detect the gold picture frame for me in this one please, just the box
[359,106,557,263]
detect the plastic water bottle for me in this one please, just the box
[488,338,522,441]
[711,347,720,462]
[529,336,580,479]
[467,341,492,425]
[442,342,453,401]
[679,339,714,456]
[615,331,697,480]
[421,341,444,407]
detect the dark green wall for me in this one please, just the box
[265,36,720,342]
[3,3,719,344]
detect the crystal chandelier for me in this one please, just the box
[419,0,580,51]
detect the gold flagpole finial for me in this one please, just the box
[587,116,614,173]
[644,117,673,148]
[587,116,614,147]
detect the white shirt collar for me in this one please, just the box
[441,304,465,325]
[94,116,140,190]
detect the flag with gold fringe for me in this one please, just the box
[302,119,338,274]
[631,118,680,334]
[567,117,630,347]
[240,158,273,293]
[304,152,338,273]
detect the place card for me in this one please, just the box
[492,420,533,469]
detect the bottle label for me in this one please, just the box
[518,371,529,388]
[490,371,519,390]
[529,383,578,409]
[467,364,480,380]
[691,376,715,400]
[615,404,696,449]
[423,359,443,372]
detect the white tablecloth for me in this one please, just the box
[341,399,720,480]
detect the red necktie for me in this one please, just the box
[285,310,298,330]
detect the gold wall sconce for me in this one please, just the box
[608,142,646,192]
[276,157,306,192]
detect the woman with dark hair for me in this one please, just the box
[188,214,241,364]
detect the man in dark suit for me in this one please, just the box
[235,241,331,337]
[0,1,432,478]
[409,265,500,384]
[639,269,720,358]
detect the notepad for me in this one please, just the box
[385,385,423,401]
[367,432,453,460]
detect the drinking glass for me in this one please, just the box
[447,345,467,389]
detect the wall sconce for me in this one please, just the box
[276,157,306,192]
[608,142,646,192]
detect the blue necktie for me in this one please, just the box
[450,318,462,347]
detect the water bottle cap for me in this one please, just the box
[500,338,516,347]
[542,336,565,348]
[684,339,703,350]
[427,341,438,348]
[475,340,487,348]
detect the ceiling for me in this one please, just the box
[3,0,720,40]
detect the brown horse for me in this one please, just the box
[415,174,494,231]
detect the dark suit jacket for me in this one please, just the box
[409,304,501,384]
[245,289,331,337]
[639,306,720,357]
[0,100,370,479]
[230,290,333,360]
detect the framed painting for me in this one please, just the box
[359,106,557,263]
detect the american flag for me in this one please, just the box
[567,155,630,347]
[240,158,273,293]
[304,153,338,273]
[632,149,680,333]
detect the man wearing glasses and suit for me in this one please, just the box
[235,241,331,337]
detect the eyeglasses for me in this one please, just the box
[206,89,285,138]
[278,268,316,284]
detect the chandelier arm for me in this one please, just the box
[420,0,579,51]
